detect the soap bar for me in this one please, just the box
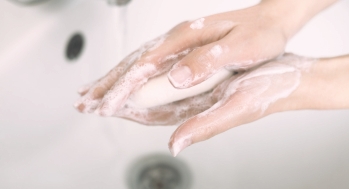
[129,70,232,108]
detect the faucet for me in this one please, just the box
[107,0,132,6]
[7,0,48,5]
[8,0,132,6]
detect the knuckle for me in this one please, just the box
[198,47,217,65]
[176,21,191,30]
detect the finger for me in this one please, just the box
[167,27,283,89]
[77,79,101,96]
[168,67,276,156]
[168,90,261,157]
[96,19,235,116]
[115,92,214,126]
[166,74,239,156]
[73,50,138,113]
[116,73,240,125]
[168,60,302,156]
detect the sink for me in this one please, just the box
[0,0,349,188]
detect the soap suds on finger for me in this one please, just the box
[224,57,270,71]
[190,18,205,29]
[209,45,223,58]
[96,63,158,116]
[169,55,316,156]
[74,34,169,113]
[163,48,192,62]
[116,91,213,126]
[198,54,316,117]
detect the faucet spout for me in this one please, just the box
[107,0,131,6]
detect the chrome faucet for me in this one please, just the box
[7,0,48,5]
[9,0,132,6]
[106,0,132,6]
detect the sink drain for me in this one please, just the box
[66,33,84,61]
[127,154,192,189]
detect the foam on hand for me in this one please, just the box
[129,69,232,108]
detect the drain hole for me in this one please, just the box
[66,33,84,61]
[127,154,192,189]
[139,163,181,189]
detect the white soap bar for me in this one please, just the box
[129,70,232,108]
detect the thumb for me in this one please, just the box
[168,73,269,156]
[167,94,244,157]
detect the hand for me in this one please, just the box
[73,0,342,156]
[117,53,349,156]
[112,54,317,156]
[75,4,292,115]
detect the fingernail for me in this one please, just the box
[73,101,81,108]
[77,87,87,94]
[169,135,192,157]
[77,83,93,94]
[168,66,192,88]
[73,102,86,113]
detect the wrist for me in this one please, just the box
[279,55,349,112]
[258,0,338,39]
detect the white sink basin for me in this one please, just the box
[1,0,349,188]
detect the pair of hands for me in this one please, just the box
[74,2,337,156]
